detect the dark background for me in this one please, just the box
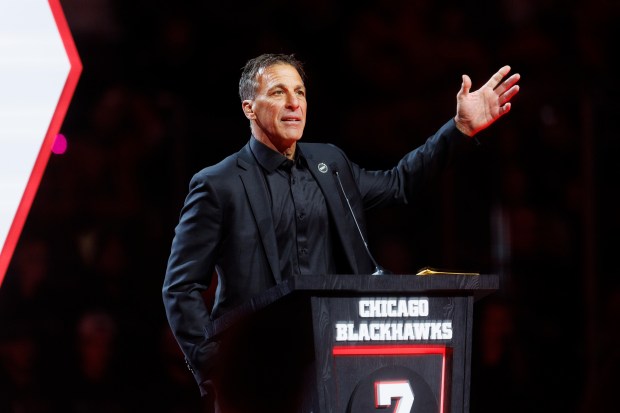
[1,0,618,411]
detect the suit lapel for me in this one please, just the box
[302,146,361,274]
[237,145,282,283]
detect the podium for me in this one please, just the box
[209,273,498,413]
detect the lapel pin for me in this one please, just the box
[317,162,328,173]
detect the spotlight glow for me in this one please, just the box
[52,133,67,154]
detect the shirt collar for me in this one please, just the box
[250,136,305,172]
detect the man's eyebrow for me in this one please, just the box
[268,83,305,91]
[266,83,285,92]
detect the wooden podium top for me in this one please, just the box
[288,273,498,297]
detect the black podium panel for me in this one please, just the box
[210,274,498,413]
[312,295,468,413]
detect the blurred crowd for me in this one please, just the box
[1,0,618,412]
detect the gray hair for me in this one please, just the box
[238,53,306,101]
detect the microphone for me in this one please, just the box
[332,166,391,275]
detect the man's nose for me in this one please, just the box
[286,93,300,109]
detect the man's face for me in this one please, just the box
[243,64,307,152]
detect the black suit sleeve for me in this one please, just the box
[351,118,471,209]
[162,170,223,386]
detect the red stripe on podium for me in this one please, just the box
[332,344,451,413]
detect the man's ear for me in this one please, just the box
[242,100,255,120]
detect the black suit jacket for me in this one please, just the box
[162,118,470,388]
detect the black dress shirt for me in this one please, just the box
[250,137,337,278]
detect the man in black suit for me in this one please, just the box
[162,53,520,411]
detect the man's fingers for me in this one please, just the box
[494,73,521,96]
[486,65,511,90]
[497,83,521,108]
[500,102,512,116]
[460,74,472,95]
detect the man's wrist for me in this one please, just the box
[453,117,474,137]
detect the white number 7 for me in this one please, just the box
[375,381,414,413]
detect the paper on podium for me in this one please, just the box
[415,267,480,276]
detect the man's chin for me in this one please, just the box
[283,132,304,143]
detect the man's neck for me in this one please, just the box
[252,133,296,160]
[281,145,295,160]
